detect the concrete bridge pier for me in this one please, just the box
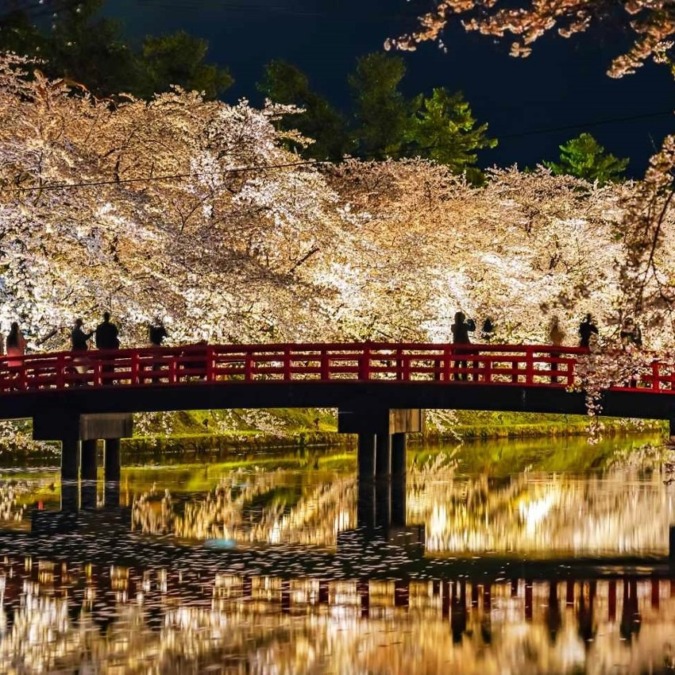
[33,412,132,482]
[339,409,423,478]
[105,439,122,482]
[81,440,98,480]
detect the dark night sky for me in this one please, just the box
[104,0,674,175]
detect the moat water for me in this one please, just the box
[0,432,674,674]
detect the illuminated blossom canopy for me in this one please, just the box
[388,0,675,78]
[0,53,674,359]
[387,0,675,332]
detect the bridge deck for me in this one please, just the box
[0,342,673,423]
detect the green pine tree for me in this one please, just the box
[349,52,411,160]
[405,87,497,183]
[544,133,629,185]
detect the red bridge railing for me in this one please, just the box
[0,342,673,394]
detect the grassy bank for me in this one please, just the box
[125,408,667,454]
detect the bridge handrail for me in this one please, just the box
[0,342,671,394]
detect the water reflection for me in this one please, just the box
[0,559,674,674]
[0,436,672,672]
[122,465,674,556]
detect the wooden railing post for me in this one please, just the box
[206,345,215,383]
[283,346,291,381]
[56,354,65,389]
[131,352,140,385]
[525,347,534,386]
[244,352,253,381]
[484,350,492,384]
[320,349,329,381]
[443,346,451,382]
[360,346,371,380]
[18,357,27,390]
[652,360,661,391]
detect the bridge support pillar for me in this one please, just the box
[105,439,121,482]
[34,412,131,483]
[61,436,80,482]
[81,439,98,481]
[392,433,406,475]
[376,434,391,476]
[339,409,423,478]
[60,479,79,511]
[357,434,376,478]
[104,480,121,508]
[357,478,375,526]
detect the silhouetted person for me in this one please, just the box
[451,311,474,381]
[69,319,92,386]
[481,318,494,343]
[620,317,642,348]
[548,315,565,384]
[70,319,92,351]
[578,313,598,349]
[148,317,168,383]
[6,322,26,367]
[149,317,168,347]
[95,312,119,350]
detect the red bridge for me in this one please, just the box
[0,342,672,481]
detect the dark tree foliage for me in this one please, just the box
[0,0,232,99]
[259,60,352,161]
[349,52,411,160]
[348,53,495,181]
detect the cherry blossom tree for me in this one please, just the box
[0,54,348,348]
[389,0,675,328]
[388,0,675,78]
[1,52,674,366]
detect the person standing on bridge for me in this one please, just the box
[95,312,120,350]
[149,317,168,347]
[451,312,475,381]
[548,316,565,384]
[6,322,27,368]
[71,319,93,351]
[148,317,168,383]
[95,312,120,384]
[578,314,598,349]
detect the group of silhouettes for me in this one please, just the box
[0,314,168,366]
[448,311,644,383]
[0,311,644,370]
[450,311,643,350]
[69,314,168,351]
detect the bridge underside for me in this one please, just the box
[1,381,674,420]
[2,382,673,481]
